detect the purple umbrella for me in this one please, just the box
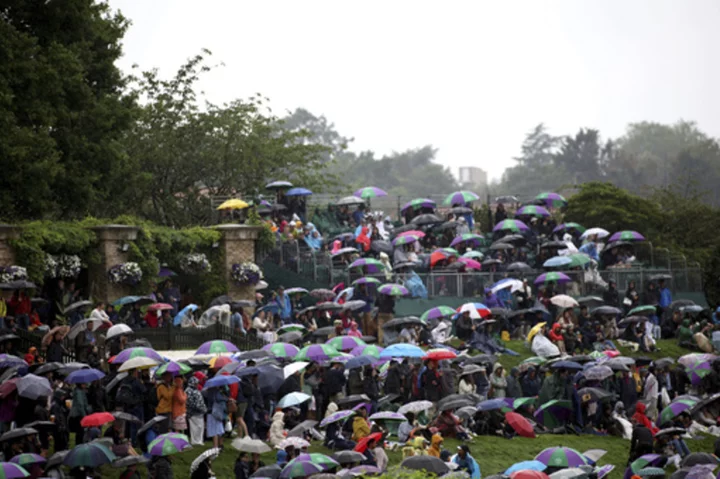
[354,186,388,199]
[262,343,300,358]
[158,267,177,277]
[111,347,164,364]
[195,340,239,355]
[534,446,589,468]
[534,272,571,285]
[0,462,30,478]
[319,410,355,427]
[401,198,436,212]
[378,283,409,296]
[368,411,406,421]
[624,454,664,479]
[492,219,530,232]
[609,230,646,242]
[65,368,106,384]
[353,402,372,414]
[347,258,385,274]
[597,465,615,479]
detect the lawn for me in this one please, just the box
[95,339,716,478]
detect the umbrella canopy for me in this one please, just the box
[420,306,457,322]
[354,186,387,199]
[41,325,70,347]
[477,399,507,412]
[17,374,52,400]
[624,455,664,479]
[378,283,408,296]
[251,465,283,479]
[582,365,614,381]
[280,459,324,478]
[295,344,341,362]
[423,348,457,361]
[577,387,612,403]
[148,433,191,456]
[347,258,385,272]
[118,357,160,372]
[205,374,240,389]
[335,196,365,206]
[67,317,111,340]
[609,230,645,242]
[551,295,579,308]
[680,453,718,468]
[217,198,249,210]
[106,324,133,340]
[398,400,433,414]
[326,336,366,352]
[278,392,312,409]
[319,410,355,428]
[535,272,572,286]
[9,453,45,468]
[333,451,365,465]
[517,205,551,217]
[63,443,116,468]
[81,412,115,428]
[659,399,698,425]
[581,228,609,239]
[685,361,713,386]
[66,368,105,384]
[505,411,536,438]
[266,180,293,189]
[535,447,589,468]
[351,277,382,287]
[493,219,530,232]
[368,411,405,422]
[263,343,300,358]
[450,233,485,248]
[195,340,239,355]
[286,187,312,196]
[232,437,272,454]
[534,400,573,428]
[111,347,164,364]
[379,343,425,359]
[155,361,191,377]
[554,222,586,234]
[535,192,568,208]
[190,447,221,473]
[401,198,436,212]
[506,461,548,475]
[444,190,479,206]
[402,455,450,475]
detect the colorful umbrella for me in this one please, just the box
[118,357,160,372]
[659,398,698,425]
[517,205,551,217]
[609,230,645,242]
[567,253,592,267]
[353,432,383,453]
[147,303,173,311]
[286,188,313,196]
[450,233,485,248]
[205,374,240,389]
[63,443,116,468]
[207,356,236,369]
[9,453,45,467]
[534,272,571,285]
[554,222,586,234]
[392,234,420,246]
[81,412,115,428]
[420,306,457,322]
[535,192,567,208]
[378,283,409,296]
[348,258,386,273]
[493,219,530,232]
[463,250,484,259]
[423,348,456,361]
[624,455,664,479]
[596,465,615,479]
[325,336,366,353]
[280,459,324,478]
[678,353,716,368]
[154,361,191,377]
[502,397,537,411]
[195,340,239,355]
[685,361,713,386]
[354,186,387,199]
[111,347,164,364]
[349,344,384,359]
[583,365,614,381]
[506,461,547,475]
[217,198,250,210]
[148,433,192,456]
[266,180,293,189]
[401,198,436,212]
[263,343,300,358]
[535,446,589,468]
[65,368,105,384]
[457,257,482,270]
[319,410,355,427]
[0,462,28,479]
[351,277,382,287]
[511,471,550,479]
[444,190,479,206]
[295,344,341,362]
[368,411,406,421]
[379,343,425,358]
[534,400,573,428]
[457,302,491,319]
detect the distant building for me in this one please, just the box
[458,166,488,199]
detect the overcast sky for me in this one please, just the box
[110,0,720,181]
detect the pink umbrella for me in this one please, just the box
[147,303,173,311]
[397,230,426,238]
[458,257,482,270]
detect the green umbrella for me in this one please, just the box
[629,305,657,316]
[393,234,420,246]
[148,433,191,457]
[327,335,366,351]
[567,253,592,267]
[420,306,457,323]
[444,190,480,206]
[438,247,459,256]
[659,398,697,426]
[155,361,191,377]
[501,397,536,413]
[462,251,484,259]
[561,222,586,233]
[352,277,381,286]
[521,356,547,366]
[534,399,572,428]
[535,192,568,208]
[295,344,341,362]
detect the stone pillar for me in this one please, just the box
[215,225,263,301]
[0,225,19,267]
[90,225,140,304]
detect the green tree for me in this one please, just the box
[0,0,136,220]
[553,129,612,183]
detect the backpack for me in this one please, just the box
[116,382,138,408]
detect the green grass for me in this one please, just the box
[97,339,710,478]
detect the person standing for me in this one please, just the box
[155,372,174,434]
[275,286,292,324]
[375,293,395,345]
[172,376,187,434]
[324,360,346,405]
[185,377,207,446]
[641,367,659,422]
[69,383,90,445]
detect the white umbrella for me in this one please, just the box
[398,400,433,415]
[550,294,579,308]
[334,287,354,302]
[458,303,481,320]
[17,374,52,400]
[119,357,160,372]
[491,279,523,294]
[277,392,311,409]
[255,280,268,290]
[581,228,610,239]
[67,318,111,340]
[232,437,271,454]
[276,437,310,449]
[284,362,309,379]
[106,324,133,340]
[190,447,221,473]
[549,468,588,479]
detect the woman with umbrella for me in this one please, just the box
[207,385,229,449]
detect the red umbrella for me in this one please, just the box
[506,412,536,439]
[147,303,173,311]
[0,378,20,398]
[81,412,115,428]
[423,349,457,361]
[510,471,549,479]
[354,432,382,453]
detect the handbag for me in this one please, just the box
[228,398,238,414]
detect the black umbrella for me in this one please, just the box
[26,421,56,432]
[669,469,691,479]
[438,398,474,411]
[137,416,167,436]
[591,306,622,316]
[287,420,318,437]
[508,309,531,319]
[333,450,366,465]
[33,362,63,376]
[257,365,285,395]
[501,234,527,244]
[112,412,142,424]
[251,465,282,479]
[401,455,450,475]
[433,221,459,232]
[383,316,424,330]
[0,367,21,383]
[669,299,695,310]
[507,262,532,272]
[0,427,38,442]
[0,333,19,343]
[655,427,686,439]
[619,316,647,326]
[336,394,370,407]
[335,196,365,206]
[437,394,480,410]
[690,392,720,416]
[649,274,672,281]
[634,356,654,366]
[236,349,271,361]
[57,362,90,376]
[390,224,421,237]
[371,240,394,254]
[577,387,613,402]
[490,308,510,318]
[540,241,567,249]
[312,326,335,337]
[489,242,513,251]
[316,302,342,311]
[450,206,473,215]
[112,455,150,468]
[652,357,675,369]
[46,450,69,469]
[6,280,37,290]
[231,300,255,309]
[393,261,417,270]
[377,394,400,407]
[681,453,718,467]
[495,196,518,204]
[482,259,502,266]
[128,338,152,348]
[278,331,303,343]
[411,214,444,226]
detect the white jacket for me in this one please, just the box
[269,411,286,446]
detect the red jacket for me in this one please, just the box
[549,323,564,342]
[632,402,659,435]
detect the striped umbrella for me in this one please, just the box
[534,272,571,285]
[554,222,586,234]
[326,336,366,352]
[608,230,645,242]
[378,283,409,296]
[534,400,573,428]
[348,258,386,273]
[401,198,436,212]
[450,233,485,248]
[263,343,300,358]
[420,306,457,322]
[685,361,713,387]
[535,192,568,208]
[0,463,29,479]
[154,361,191,377]
[493,219,530,233]
[463,250,484,259]
[392,235,420,246]
[624,455,664,479]
[534,446,589,468]
[195,340,239,355]
[319,410,355,427]
[351,277,382,286]
[517,205,550,217]
[295,344,341,362]
[354,186,387,199]
[349,344,383,359]
[148,433,191,457]
[63,443,116,468]
[9,453,45,467]
[501,397,537,412]
[280,459,324,478]
[444,190,479,206]
[567,253,592,267]
[111,347,164,364]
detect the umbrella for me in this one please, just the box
[398,400,433,415]
[217,198,250,210]
[506,461,548,475]
[333,451,365,465]
[577,387,613,402]
[535,272,572,285]
[207,356,236,369]
[280,459,324,478]
[335,196,365,206]
[264,343,300,359]
[655,427,687,439]
[112,411,142,424]
[147,302,173,312]
[347,258,385,272]
[508,262,533,272]
[534,400,573,428]
[41,325,70,347]
[148,433,192,456]
[401,455,450,475]
[283,362,309,379]
[450,233,485,248]
[505,411,535,438]
[659,399,698,425]
[196,340,239,355]
[493,219,530,233]
[549,469,588,479]
[535,192,567,208]
[477,399,507,411]
[354,432,383,453]
[457,302,491,319]
[111,455,150,468]
[277,392,311,409]
[56,362,90,375]
[535,447,589,468]
[423,348,457,361]
[368,411,405,422]
[9,453,45,467]
[277,437,311,450]
[681,453,718,467]
[690,392,720,417]
[401,198,436,212]
[551,361,584,371]
[327,336,366,352]
[63,442,116,468]
[0,429,37,443]
[582,365,613,381]
[511,472,550,479]
[287,420,319,438]
[205,374,240,389]
[190,447,221,473]
[580,227,609,239]
[349,344,383,358]
[0,378,19,399]
[279,331,303,343]
[378,283,408,296]
[609,231,645,242]
[252,465,283,479]
[678,353,716,368]
[592,306,622,316]
[232,437,272,454]
[354,186,387,199]
[17,374,51,400]
[440,398,475,411]
[286,187,313,196]
[66,368,105,384]
[379,344,425,359]
[517,205,551,217]
[554,222,586,234]
[457,257,482,270]
[392,234,421,246]
[0,463,28,479]
[491,278,524,294]
[625,455,664,479]
[106,324,133,340]
[118,357,160,372]
[320,410,355,428]
[105,372,128,393]
[551,295,579,308]
[295,344,341,362]
[444,190,479,206]
[64,300,93,314]
[155,361,191,377]
[685,361,713,386]
[111,347,164,364]
[332,247,359,257]
[352,277,382,287]
[637,468,666,478]
[383,316,424,330]
[628,305,657,316]
[342,300,366,312]
[81,412,115,428]
[421,306,458,322]
[67,317,111,340]
[266,180,293,189]
[544,256,572,268]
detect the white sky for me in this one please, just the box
[110,0,720,181]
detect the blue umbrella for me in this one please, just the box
[505,460,547,475]
[346,355,377,370]
[543,256,572,268]
[551,361,584,371]
[236,367,260,378]
[258,303,280,314]
[205,374,240,389]
[65,368,106,384]
[379,344,425,359]
[476,399,507,411]
[286,187,313,196]
[173,304,199,326]
[112,296,141,307]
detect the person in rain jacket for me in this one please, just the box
[483,289,504,308]
[275,287,292,323]
[490,363,507,398]
[269,410,286,446]
[352,407,371,441]
[452,445,481,479]
[427,434,443,457]
[631,402,658,435]
[521,367,542,397]
[677,319,695,347]
[506,368,522,398]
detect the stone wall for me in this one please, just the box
[215,225,263,302]
[0,225,19,267]
[89,225,140,303]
